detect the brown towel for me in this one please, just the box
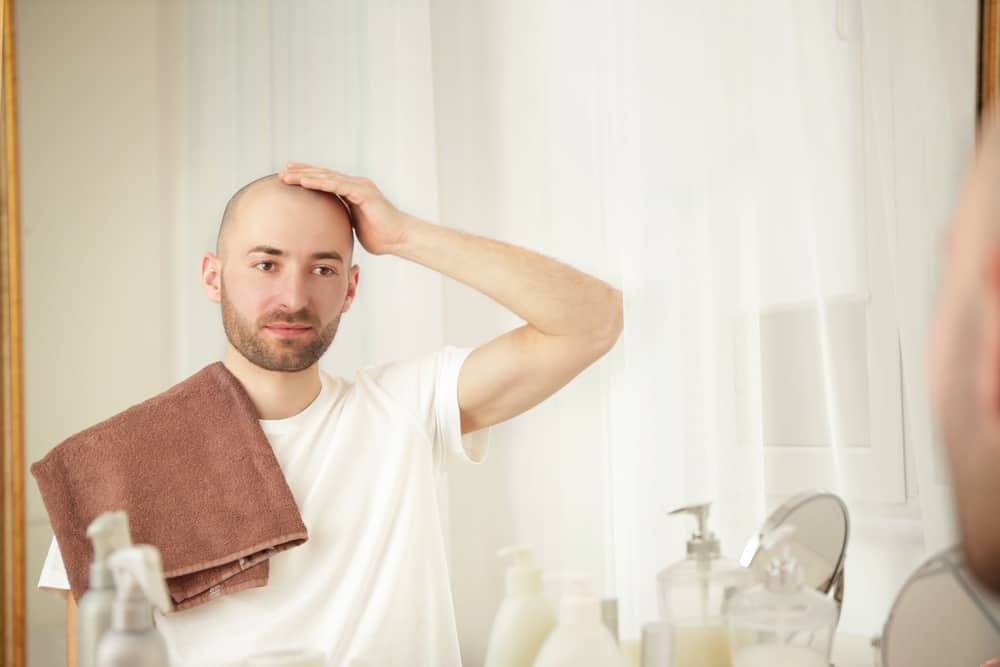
[31,362,309,611]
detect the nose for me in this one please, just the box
[272,267,310,315]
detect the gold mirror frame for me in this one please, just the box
[0,0,25,664]
[981,0,999,123]
[0,0,25,667]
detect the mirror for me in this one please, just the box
[3,2,992,666]
[740,491,850,613]
[881,546,1000,666]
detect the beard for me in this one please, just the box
[220,282,341,372]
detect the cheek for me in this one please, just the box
[223,274,268,318]
[928,309,950,404]
[977,297,999,405]
[929,286,964,403]
[317,284,347,314]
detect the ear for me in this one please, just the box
[341,265,360,314]
[201,253,222,304]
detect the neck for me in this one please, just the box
[222,344,322,420]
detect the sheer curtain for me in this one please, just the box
[605,0,977,641]
[166,0,977,662]
[166,0,445,382]
[434,0,977,650]
[609,0,885,638]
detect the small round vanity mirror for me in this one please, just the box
[739,490,849,609]
[881,546,1000,666]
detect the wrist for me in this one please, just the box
[388,214,431,257]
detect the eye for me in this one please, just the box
[254,261,276,272]
[313,266,338,277]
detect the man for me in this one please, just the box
[38,163,623,665]
[929,115,1000,595]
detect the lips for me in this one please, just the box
[264,324,313,337]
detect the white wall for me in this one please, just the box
[17,1,175,664]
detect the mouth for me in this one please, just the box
[264,324,314,338]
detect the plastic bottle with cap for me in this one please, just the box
[77,511,133,667]
[95,544,173,667]
[656,502,754,667]
[483,545,556,667]
[727,526,836,667]
[532,574,625,667]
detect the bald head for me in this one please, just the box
[216,173,354,260]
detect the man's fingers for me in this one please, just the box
[283,172,367,205]
[281,169,375,200]
[283,169,369,189]
[282,164,372,189]
[285,163,356,180]
[280,169,347,186]
[285,162,329,172]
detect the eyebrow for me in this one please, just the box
[246,245,344,262]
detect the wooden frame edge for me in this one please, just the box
[1,0,26,664]
[981,0,999,123]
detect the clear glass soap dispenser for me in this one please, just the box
[727,526,837,667]
[656,502,754,667]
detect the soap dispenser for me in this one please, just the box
[96,544,173,667]
[727,526,837,667]
[656,502,754,667]
[78,512,133,667]
[533,575,625,667]
[483,545,556,667]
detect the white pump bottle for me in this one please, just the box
[483,545,556,667]
[533,575,625,667]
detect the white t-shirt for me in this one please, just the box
[38,347,490,667]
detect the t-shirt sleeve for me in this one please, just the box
[365,346,490,465]
[38,536,71,591]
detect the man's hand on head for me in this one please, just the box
[278,164,415,256]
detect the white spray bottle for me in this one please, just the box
[78,511,133,667]
[483,545,556,667]
[533,574,625,667]
[95,544,173,667]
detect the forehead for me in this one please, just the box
[230,182,353,251]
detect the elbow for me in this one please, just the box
[592,287,624,355]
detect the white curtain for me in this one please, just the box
[860,0,978,555]
[166,0,445,381]
[166,0,978,662]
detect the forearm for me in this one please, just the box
[393,215,623,341]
